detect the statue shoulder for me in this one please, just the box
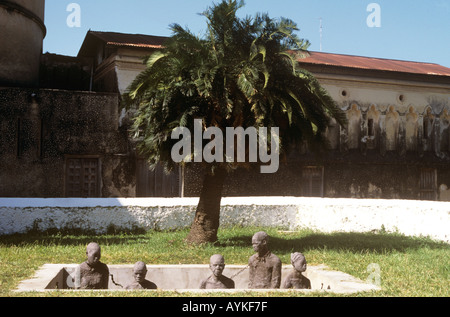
[269,252,282,264]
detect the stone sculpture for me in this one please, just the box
[283,252,311,289]
[125,261,158,290]
[77,242,109,289]
[248,231,282,289]
[200,254,235,289]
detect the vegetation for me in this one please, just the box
[1,227,448,297]
[123,0,347,244]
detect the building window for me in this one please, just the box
[65,157,100,197]
[423,119,430,140]
[420,168,437,201]
[423,108,434,141]
[367,118,375,137]
[301,166,324,197]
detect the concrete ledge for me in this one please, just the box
[15,264,381,294]
[1,197,449,242]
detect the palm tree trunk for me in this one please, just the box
[186,166,227,244]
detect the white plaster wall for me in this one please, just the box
[0,197,448,243]
[293,198,450,242]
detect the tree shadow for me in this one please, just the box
[0,227,152,247]
[222,231,450,254]
[1,229,448,254]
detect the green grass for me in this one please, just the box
[0,227,448,297]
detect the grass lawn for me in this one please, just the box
[0,227,448,297]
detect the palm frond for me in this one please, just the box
[122,0,346,170]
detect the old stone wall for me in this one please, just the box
[182,92,450,201]
[183,158,450,201]
[0,88,136,197]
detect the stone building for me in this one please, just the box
[0,0,46,87]
[0,3,135,198]
[76,31,180,197]
[1,11,450,201]
[294,52,450,201]
[77,31,167,95]
[75,31,450,201]
[0,88,134,197]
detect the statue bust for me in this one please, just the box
[125,261,158,290]
[283,252,311,289]
[248,231,282,289]
[200,254,235,289]
[77,242,109,289]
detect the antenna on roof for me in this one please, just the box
[319,17,323,52]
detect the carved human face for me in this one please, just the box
[252,234,266,253]
[210,256,225,277]
[292,256,307,273]
[133,262,147,283]
[134,268,147,283]
[86,244,101,266]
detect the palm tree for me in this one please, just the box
[123,0,347,244]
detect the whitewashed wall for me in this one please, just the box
[0,197,448,242]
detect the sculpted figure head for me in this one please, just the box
[252,231,269,255]
[291,252,307,273]
[133,261,148,284]
[124,261,158,290]
[86,242,101,266]
[209,254,225,278]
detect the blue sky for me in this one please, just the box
[43,0,450,68]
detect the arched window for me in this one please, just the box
[423,107,434,141]
[347,104,361,150]
[385,106,399,151]
[405,106,418,151]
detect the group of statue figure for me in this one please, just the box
[77,231,311,290]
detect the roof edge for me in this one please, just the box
[296,50,450,78]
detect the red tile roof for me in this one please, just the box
[88,31,167,49]
[78,31,450,78]
[77,31,168,57]
[298,51,450,77]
